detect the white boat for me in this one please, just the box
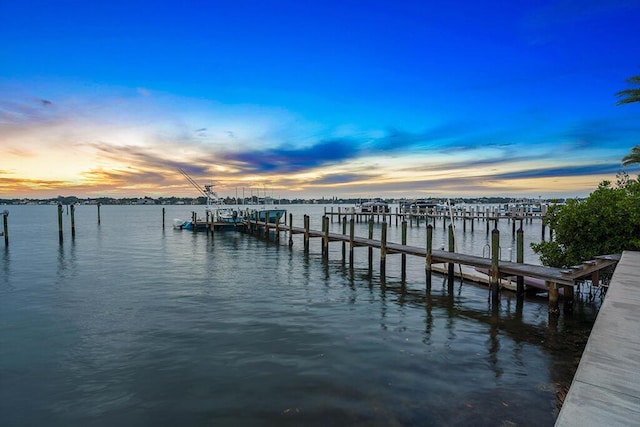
[355,199,389,213]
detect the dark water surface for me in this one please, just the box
[0,205,598,426]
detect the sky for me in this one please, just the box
[1,0,640,200]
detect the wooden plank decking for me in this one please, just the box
[555,250,640,426]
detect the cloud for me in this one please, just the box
[492,163,622,180]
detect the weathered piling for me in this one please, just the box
[447,224,455,290]
[380,221,387,278]
[490,227,500,302]
[516,222,524,299]
[2,210,8,246]
[548,281,559,314]
[401,220,407,281]
[162,208,165,229]
[349,218,355,268]
[425,224,433,291]
[275,213,281,243]
[97,202,101,225]
[289,213,293,247]
[57,203,64,243]
[70,204,76,238]
[368,218,374,273]
[342,216,347,263]
[264,211,270,240]
[322,215,329,260]
[304,215,310,253]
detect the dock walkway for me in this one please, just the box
[555,250,640,426]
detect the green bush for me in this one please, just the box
[532,175,640,267]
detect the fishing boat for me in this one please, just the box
[174,169,246,230]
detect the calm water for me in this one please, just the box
[0,204,599,426]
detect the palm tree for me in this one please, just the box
[622,145,640,166]
[616,75,640,105]
[617,75,640,166]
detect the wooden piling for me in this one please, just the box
[162,208,165,229]
[380,221,387,278]
[2,210,8,246]
[264,210,270,240]
[70,204,76,238]
[564,285,574,313]
[304,215,310,253]
[289,213,293,247]
[97,202,101,225]
[368,218,374,273]
[342,216,347,263]
[447,224,455,290]
[401,220,407,281]
[548,281,559,314]
[349,218,355,268]
[275,213,281,243]
[490,227,500,302]
[57,203,63,243]
[516,222,524,299]
[425,224,432,291]
[322,216,329,260]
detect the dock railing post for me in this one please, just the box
[516,221,524,300]
[491,227,500,302]
[426,224,432,292]
[380,221,387,280]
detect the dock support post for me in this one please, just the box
[162,208,165,229]
[516,221,524,300]
[368,218,373,274]
[57,203,63,243]
[342,216,347,263]
[564,285,574,313]
[401,221,407,282]
[548,281,559,314]
[380,221,387,280]
[275,213,281,243]
[70,204,76,238]
[2,210,9,246]
[288,213,293,247]
[264,211,270,241]
[304,215,310,253]
[97,202,101,225]
[330,207,334,223]
[425,224,432,292]
[322,216,329,260]
[349,218,355,268]
[447,224,455,291]
[490,227,500,302]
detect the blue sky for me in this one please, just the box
[1,0,639,199]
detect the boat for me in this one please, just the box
[247,208,287,224]
[355,199,390,213]
[174,169,246,231]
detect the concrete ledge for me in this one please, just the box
[556,251,640,426]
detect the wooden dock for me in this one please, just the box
[244,214,619,311]
[555,250,640,426]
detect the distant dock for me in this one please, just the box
[555,250,640,426]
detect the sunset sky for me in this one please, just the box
[1,0,640,200]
